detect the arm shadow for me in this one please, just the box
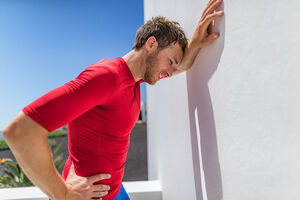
[186,4,225,200]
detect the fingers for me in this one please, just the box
[90,191,108,199]
[87,173,111,185]
[201,32,220,47]
[70,163,75,171]
[202,0,217,18]
[202,0,223,20]
[201,0,221,20]
[90,186,110,199]
[66,163,77,180]
[92,184,110,192]
[201,10,224,30]
[69,162,76,174]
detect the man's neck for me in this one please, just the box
[122,50,146,82]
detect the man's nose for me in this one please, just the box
[168,67,174,77]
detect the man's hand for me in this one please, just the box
[190,0,224,48]
[176,0,224,72]
[64,163,111,200]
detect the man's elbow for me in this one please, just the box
[3,111,48,140]
[3,114,21,139]
[2,129,12,139]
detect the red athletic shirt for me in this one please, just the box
[22,57,143,200]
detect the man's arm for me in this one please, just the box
[173,43,202,76]
[173,0,224,76]
[3,66,115,200]
[3,111,67,200]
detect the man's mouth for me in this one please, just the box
[158,72,169,80]
[159,73,163,79]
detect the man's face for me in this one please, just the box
[143,42,183,85]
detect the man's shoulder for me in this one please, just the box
[73,58,120,86]
[88,57,124,77]
[79,58,119,77]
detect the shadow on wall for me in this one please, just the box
[187,3,225,200]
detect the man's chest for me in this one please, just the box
[91,85,141,134]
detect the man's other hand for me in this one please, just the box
[65,163,111,200]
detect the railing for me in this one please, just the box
[0,180,162,200]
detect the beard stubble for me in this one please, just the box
[144,50,160,85]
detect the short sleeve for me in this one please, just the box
[22,66,116,132]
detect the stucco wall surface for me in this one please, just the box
[145,0,300,200]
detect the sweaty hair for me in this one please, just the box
[132,16,188,52]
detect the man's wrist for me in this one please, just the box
[49,176,68,200]
[187,40,202,51]
[178,42,202,71]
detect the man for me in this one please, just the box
[3,0,224,199]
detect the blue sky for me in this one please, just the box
[0,0,145,130]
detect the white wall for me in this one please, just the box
[145,0,300,200]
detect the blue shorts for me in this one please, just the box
[114,184,130,200]
[49,184,130,200]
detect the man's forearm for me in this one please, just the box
[178,0,223,71]
[177,41,202,71]
[3,129,67,200]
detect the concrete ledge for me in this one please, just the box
[0,186,48,200]
[0,180,162,200]
[124,180,162,200]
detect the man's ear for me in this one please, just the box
[145,36,158,53]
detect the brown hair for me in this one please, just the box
[132,16,188,52]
